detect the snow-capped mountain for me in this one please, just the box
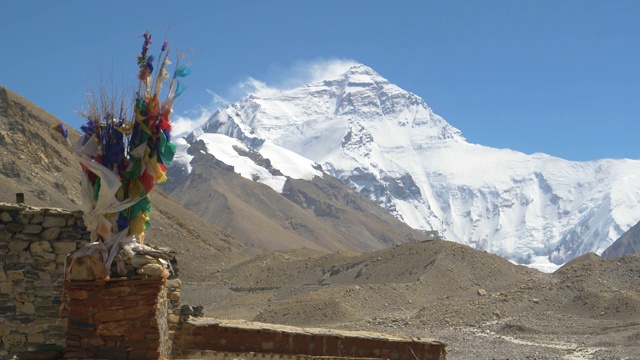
[178,64,640,271]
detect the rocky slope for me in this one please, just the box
[0,86,83,209]
[602,220,640,258]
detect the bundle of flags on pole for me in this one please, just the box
[56,31,190,277]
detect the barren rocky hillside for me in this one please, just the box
[0,86,83,209]
[184,240,640,359]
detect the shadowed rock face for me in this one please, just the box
[602,220,640,258]
[347,169,422,206]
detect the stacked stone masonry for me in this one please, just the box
[0,203,90,358]
[181,351,394,360]
[64,277,169,359]
[175,319,447,360]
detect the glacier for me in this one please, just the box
[177,64,640,271]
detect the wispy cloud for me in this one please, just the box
[230,58,359,97]
[174,58,359,135]
[233,77,279,98]
[268,58,360,90]
[172,108,213,137]
[208,90,230,108]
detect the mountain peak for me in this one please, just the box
[342,64,378,77]
[202,63,464,155]
[328,64,389,87]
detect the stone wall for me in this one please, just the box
[0,202,90,358]
[180,350,387,360]
[175,319,447,360]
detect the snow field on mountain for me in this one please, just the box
[258,141,323,180]
[188,133,321,193]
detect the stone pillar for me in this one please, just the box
[64,277,169,359]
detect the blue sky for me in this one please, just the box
[1,1,639,161]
